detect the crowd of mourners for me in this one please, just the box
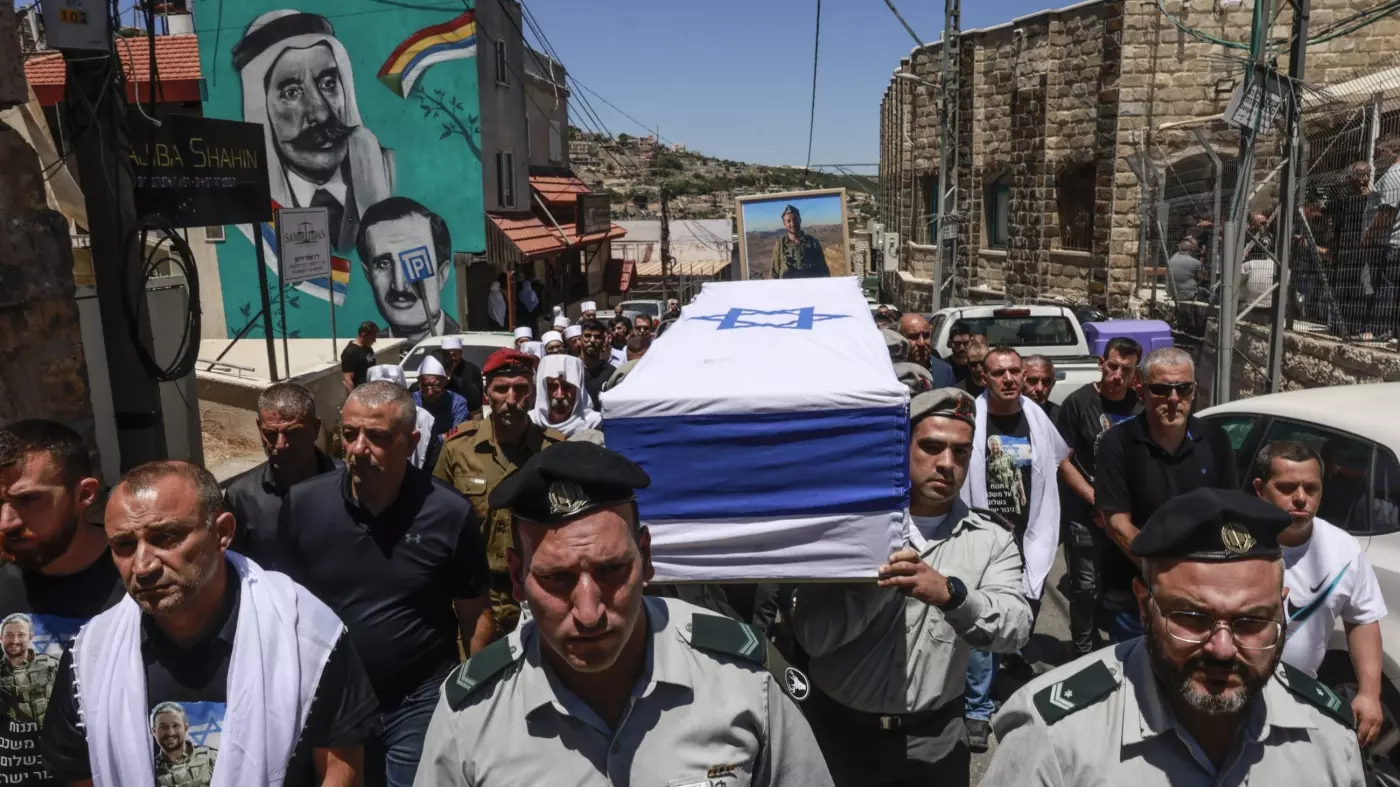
[0,295,1385,787]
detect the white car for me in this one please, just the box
[927,305,1103,404]
[399,332,516,385]
[1200,383,1400,781]
[618,299,666,319]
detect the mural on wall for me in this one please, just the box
[196,0,485,341]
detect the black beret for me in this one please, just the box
[1131,488,1292,561]
[487,442,651,525]
[910,387,976,426]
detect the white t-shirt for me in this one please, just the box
[1280,517,1387,677]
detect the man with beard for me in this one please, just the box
[983,489,1365,786]
[224,382,341,568]
[41,461,378,787]
[414,442,833,787]
[1094,347,1237,644]
[0,614,59,724]
[357,197,461,341]
[529,354,604,444]
[149,702,215,787]
[899,313,956,388]
[944,321,973,379]
[234,11,391,251]
[957,335,990,398]
[793,389,1031,786]
[0,420,123,786]
[279,383,490,787]
[664,298,680,321]
[579,300,598,323]
[1254,441,1386,748]
[770,204,830,279]
[434,350,565,643]
[608,316,632,366]
[1054,336,1143,657]
[579,320,616,405]
[412,355,469,440]
[563,324,584,357]
[438,337,484,416]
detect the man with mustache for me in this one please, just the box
[434,349,565,645]
[0,420,124,786]
[1254,441,1386,748]
[414,442,833,787]
[899,313,956,388]
[234,10,390,251]
[40,461,377,787]
[278,382,491,787]
[983,489,1365,786]
[357,197,462,341]
[792,389,1032,787]
[578,319,615,405]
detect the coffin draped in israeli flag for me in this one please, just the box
[600,278,909,581]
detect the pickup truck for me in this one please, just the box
[927,305,1101,404]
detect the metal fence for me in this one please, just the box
[1128,59,1400,354]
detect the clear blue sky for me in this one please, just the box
[743,193,843,232]
[522,0,1057,169]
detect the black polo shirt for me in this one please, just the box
[1093,414,1238,601]
[40,565,378,786]
[224,451,342,569]
[277,465,489,707]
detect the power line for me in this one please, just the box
[879,0,924,47]
[804,0,821,175]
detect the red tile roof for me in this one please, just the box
[490,215,626,258]
[25,35,202,105]
[529,174,591,206]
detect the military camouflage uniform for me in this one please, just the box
[433,418,564,635]
[986,450,1026,516]
[154,743,217,787]
[770,232,830,279]
[0,649,59,723]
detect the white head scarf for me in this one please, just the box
[521,341,545,359]
[528,354,603,437]
[581,301,597,312]
[488,282,507,326]
[553,305,564,318]
[235,11,390,215]
[418,355,447,378]
[541,330,564,348]
[513,326,534,340]
[553,315,570,330]
[518,279,539,312]
[366,364,407,388]
[563,324,583,340]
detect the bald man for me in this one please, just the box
[899,313,957,388]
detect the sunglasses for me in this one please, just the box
[1147,382,1196,398]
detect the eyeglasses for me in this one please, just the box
[1149,594,1282,651]
[1147,382,1196,398]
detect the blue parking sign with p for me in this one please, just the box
[397,246,434,284]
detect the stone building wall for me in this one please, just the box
[881,0,1400,316]
[0,5,98,451]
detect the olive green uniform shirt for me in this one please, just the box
[0,650,59,724]
[770,232,829,279]
[414,597,834,787]
[433,418,564,632]
[982,639,1365,787]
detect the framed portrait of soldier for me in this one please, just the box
[735,188,850,281]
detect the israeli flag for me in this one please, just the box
[602,278,908,581]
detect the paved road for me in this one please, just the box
[969,550,1073,785]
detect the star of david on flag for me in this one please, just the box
[693,307,850,330]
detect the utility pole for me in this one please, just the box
[1268,0,1310,392]
[932,0,961,310]
[64,18,169,469]
[659,187,672,301]
[1216,0,1271,406]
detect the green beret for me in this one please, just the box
[910,387,976,426]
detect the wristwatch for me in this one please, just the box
[938,576,968,611]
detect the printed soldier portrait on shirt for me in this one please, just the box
[150,701,224,787]
[736,188,851,281]
[0,612,72,725]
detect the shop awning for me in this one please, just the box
[529,173,592,207]
[488,214,626,260]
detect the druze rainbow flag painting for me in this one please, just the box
[378,10,477,98]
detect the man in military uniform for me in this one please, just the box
[415,442,833,787]
[434,348,565,642]
[150,703,217,787]
[0,613,59,723]
[985,435,1027,516]
[791,388,1033,786]
[769,204,830,279]
[983,488,1366,786]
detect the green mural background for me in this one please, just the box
[194,0,484,340]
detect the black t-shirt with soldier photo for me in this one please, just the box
[984,410,1034,541]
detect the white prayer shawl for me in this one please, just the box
[529,354,603,438]
[960,395,1070,599]
[519,281,540,313]
[73,553,344,787]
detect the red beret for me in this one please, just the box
[483,348,538,377]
